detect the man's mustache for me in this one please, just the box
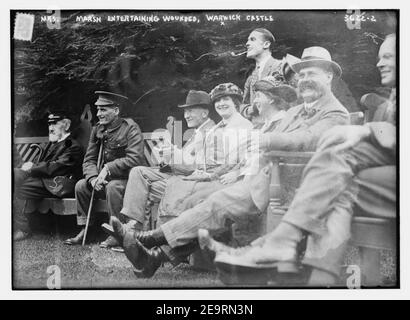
[299,80,321,93]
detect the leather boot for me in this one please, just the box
[111,216,127,245]
[64,228,85,245]
[134,229,167,249]
[122,232,168,278]
[121,214,144,232]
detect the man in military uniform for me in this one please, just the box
[14,111,84,241]
[64,91,146,245]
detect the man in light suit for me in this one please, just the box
[204,34,397,285]
[109,46,350,278]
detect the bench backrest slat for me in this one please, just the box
[15,133,160,166]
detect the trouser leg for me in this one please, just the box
[13,168,28,192]
[105,179,127,218]
[75,179,94,226]
[160,179,260,248]
[301,183,359,277]
[282,141,395,236]
[355,166,396,218]
[14,177,54,233]
[121,166,169,224]
[281,141,394,277]
[180,181,228,211]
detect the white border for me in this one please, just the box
[1,0,408,300]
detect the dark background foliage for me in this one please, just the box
[13,10,397,136]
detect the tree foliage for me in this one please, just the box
[13,10,397,135]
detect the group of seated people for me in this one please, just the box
[13,28,396,286]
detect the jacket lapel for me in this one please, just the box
[261,57,281,79]
[44,138,69,161]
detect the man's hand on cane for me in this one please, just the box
[90,166,109,191]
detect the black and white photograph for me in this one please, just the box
[8,5,401,294]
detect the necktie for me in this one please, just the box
[256,65,261,80]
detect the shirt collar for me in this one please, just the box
[195,118,211,133]
[57,132,70,143]
[304,100,318,112]
[256,55,272,71]
[221,111,242,127]
[105,117,123,131]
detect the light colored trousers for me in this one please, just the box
[120,166,170,224]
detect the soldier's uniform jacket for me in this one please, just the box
[83,117,146,182]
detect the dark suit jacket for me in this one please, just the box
[29,135,84,179]
[249,92,350,211]
[28,135,84,197]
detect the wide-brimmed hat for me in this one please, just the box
[254,75,298,104]
[291,46,342,78]
[210,83,243,102]
[178,90,211,109]
[95,91,129,107]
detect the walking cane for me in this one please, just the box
[82,141,104,246]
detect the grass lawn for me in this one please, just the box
[12,213,397,289]
[13,233,222,289]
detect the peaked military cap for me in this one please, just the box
[48,110,71,124]
[95,91,129,107]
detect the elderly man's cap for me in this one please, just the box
[48,110,71,124]
[178,90,212,109]
[95,91,129,107]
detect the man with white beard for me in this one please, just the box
[13,111,84,241]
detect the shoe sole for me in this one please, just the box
[215,261,276,285]
[101,223,116,237]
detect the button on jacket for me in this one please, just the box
[82,117,146,182]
